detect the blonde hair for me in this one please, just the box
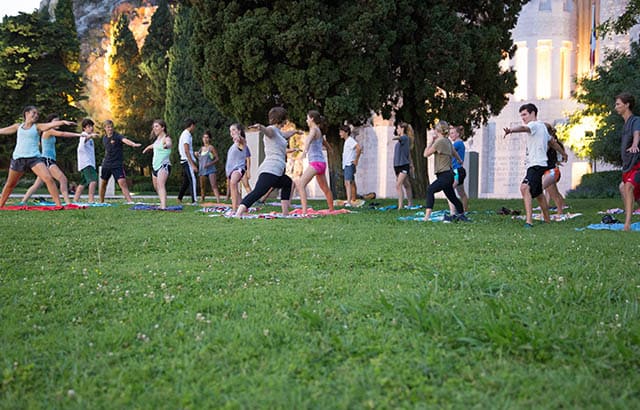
[398,122,415,149]
[435,121,449,136]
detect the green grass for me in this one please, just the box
[1,198,639,408]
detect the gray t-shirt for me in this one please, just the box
[621,115,640,172]
[393,135,411,167]
[258,126,288,176]
[225,144,247,177]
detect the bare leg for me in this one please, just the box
[99,179,107,203]
[535,193,550,223]
[403,177,413,207]
[456,185,468,212]
[545,183,564,215]
[208,173,220,203]
[623,182,635,231]
[31,163,61,206]
[0,170,25,207]
[345,180,352,203]
[22,176,43,203]
[315,173,334,211]
[396,172,408,209]
[117,178,133,202]
[281,199,290,216]
[48,164,70,204]
[520,183,534,225]
[229,171,243,211]
[199,175,207,202]
[297,166,318,215]
[74,184,84,202]
[157,169,169,209]
[87,181,96,203]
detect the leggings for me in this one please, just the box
[426,170,464,214]
[241,172,292,208]
[178,161,197,202]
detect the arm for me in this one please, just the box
[627,130,640,153]
[210,146,219,164]
[300,130,315,157]
[0,124,20,135]
[282,129,302,140]
[142,144,153,154]
[37,120,75,133]
[423,137,437,158]
[163,136,172,149]
[548,138,568,162]
[452,148,463,165]
[122,137,142,148]
[503,125,531,137]
[244,154,251,179]
[354,143,362,166]
[184,142,197,171]
[47,129,86,138]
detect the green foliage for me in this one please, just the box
[53,0,80,74]
[0,199,639,407]
[140,0,173,122]
[107,13,150,173]
[567,171,621,199]
[189,0,525,196]
[599,0,640,36]
[567,43,640,165]
[165,5,231,190]
[0,8,85,171]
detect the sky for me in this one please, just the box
[0,0,43,18]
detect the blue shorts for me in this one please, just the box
[10,157,43,172]
[101,166,126,181]
[344,164,356,181]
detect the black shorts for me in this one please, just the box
[522,166,547,198]
[454,167,466,185]
[101,166,126,181]
[10,157,43,172]
[152,163,171,177]
[394,164,410,176]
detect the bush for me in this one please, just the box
[566,170,621,198]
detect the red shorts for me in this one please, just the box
[622,161,640,201]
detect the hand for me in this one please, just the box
[353,160,358,166]
[503,127,511,138]
[627,145,639,153]
[134,143,142,148]
[63,120,76,126]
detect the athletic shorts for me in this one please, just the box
[10,157,43,172]
[343,164,356,181]
[101,166,126,181]
[310,161,326,175]
[454,167,467,185]
[394,164,410,176]
[43,157,57,168]
[152,163,171,177]
[544,167,561,183]
[522,166,547,198]
[79,166,98,185]
[227,167,246,179]
[622,161,640,201]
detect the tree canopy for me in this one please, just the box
[189,0,525,193]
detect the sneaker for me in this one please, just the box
[455,213,470,222]
[524,223,533,228]
[442,215,454,223]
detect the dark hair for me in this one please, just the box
[150,119,168,139]
[183,118,196,129]
[307,110,322,124]
[203,129,212,139]
[81,118,94,129]
[615,92,635,111]
[339,125,351,134]
[22,105,38,119]
[519,103,538,116]
[46,113,59,123]
[231,123,246,139]
[268,107,287,125]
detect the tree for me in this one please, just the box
[189,0,524,197]
[0,9,85,170]
[165,4,230,189]
[107,12,150,173]
[561,44,640,166]
[140,0,173,122]
[599,0,640,35]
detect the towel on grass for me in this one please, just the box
[226,207,351,219]
[598,208,640,215]
[129,204,183,211]
[512,213,582,222]
[398,210,449,222]
[577,222,640,231]
[0,203,87,211]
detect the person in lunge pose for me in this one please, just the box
[235,107,301,217]
[74,119,99,203]
[296,110,334,215]
[21,113,95,204]
[392,122,414,209]
[422,121,467,222]
[142,119,172,209]
[98,120,142,203]
[226,123,249,212]
[542,123,568,216]
[196,130,221,203]
[614,92,640,231]
[503,103,551,227]
[0,106,75,207]
[447,125,469,214]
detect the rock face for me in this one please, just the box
[42,0,156,119]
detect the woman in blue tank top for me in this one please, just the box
[0,106,75,207]
[21,114,95,204]
[295,110,334,215]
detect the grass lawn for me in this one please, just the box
[1,197,638,408]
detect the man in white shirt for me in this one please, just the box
[503,103,551,227]
[340,125,362,205]
[177,118,198,204]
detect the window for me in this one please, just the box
[514,41,528,101]
[536,40,552,99]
